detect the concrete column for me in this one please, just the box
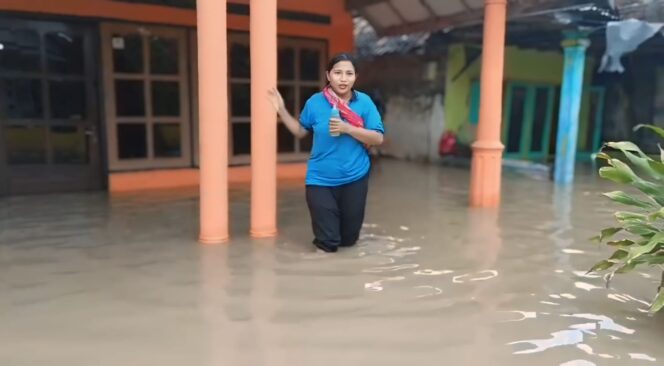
[469,0,507,208]
[554,32,590,184]
[250,0,278,238]
[198,0,229,244]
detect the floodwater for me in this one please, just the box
[1,160,662,366]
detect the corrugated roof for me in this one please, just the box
[613,0,664,22]
[346,0,596,36]
[354,17,430,57]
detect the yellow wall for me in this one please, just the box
[444,44,476,140]
[444,44,595,145]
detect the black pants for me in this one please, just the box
[305,174,369,250]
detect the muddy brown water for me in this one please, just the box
[1,160,662,365]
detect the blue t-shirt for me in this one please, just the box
[300,91,385,187]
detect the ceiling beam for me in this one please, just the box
[418,0,439,20]
[346,0,386,11]
[358,7,385,33]
[460,0,474,13]
[385,1,408,23]
[375,0,586,36]
[380,17,458,36]
[378,9,483,36]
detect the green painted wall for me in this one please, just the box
[444,44,595,150]
[504,47,564,84]
[444,44,477,142]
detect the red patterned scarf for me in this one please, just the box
[322,86,364,128]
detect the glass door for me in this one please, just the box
[0,19,102,195]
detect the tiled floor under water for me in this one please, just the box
[1,160,663,365]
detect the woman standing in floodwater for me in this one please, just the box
[268,53,385,253]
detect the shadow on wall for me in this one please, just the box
[356,55,447,162]
[377,94,445,162]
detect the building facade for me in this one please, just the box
[0,0,354,196]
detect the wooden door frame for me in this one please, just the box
[189,31,327,166]
[101,22,192,171]
[576,86,606,161]
[0,18,103,195]
[501,81,555,162]
[0,100,7,195]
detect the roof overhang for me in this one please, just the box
[346,0,600,36]
[613,0,664,22]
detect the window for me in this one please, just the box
[102,24,191,171]
[0,25,94,167]
[227,33,326,164]
[0,20,102,196]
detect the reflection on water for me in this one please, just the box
[1,160,663,365]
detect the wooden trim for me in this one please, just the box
[460,0,474,12]
[577,86,606,156]
[108,163,307,192]
[345,0,386,11]
[226,33,326,164]
[386,1,407,24]
[591,86,606,154]
[101,22,192,171]
[541,86,555,159]
[0,105,6,195]
[502,82,556,161]
[188,29,199,167]
[0,18,103,194]
[418,0,438,20]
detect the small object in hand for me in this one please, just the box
[329,105,342,137]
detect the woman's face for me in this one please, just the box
[326,60,356,97]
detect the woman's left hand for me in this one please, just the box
[339,123,384,147]
[329,119,351,135]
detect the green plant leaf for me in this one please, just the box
[634,253,664,265]
[624,222,659,236]
[608,249,629,262]
[588,260,614,273]
[599,166,634,184]
[648,208,664,221]
[603,191,656,209]
[615,211,648,222]
[625,233,664,264]
[594,133,664,313]
[623,150,661,181]
[606,141,643,153]
[615,261,640,274]
[595,152,611,161]
[631,179,664,206]
[650,288,664,313]
[635,124,664,140]
[591,227,622,242]
[607,239,636,248]
[647,159,664,176]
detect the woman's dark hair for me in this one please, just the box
[326,53,358,73]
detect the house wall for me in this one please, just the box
[356,54,446,161]
[0,0,354,55]
[0,0,354,193]
[444,43,595,154]
[600,50,662,153]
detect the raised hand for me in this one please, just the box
[267,87,285,112]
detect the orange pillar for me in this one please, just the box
[198,0,229,243]
[469,0,507,208]
[250,0,278,238]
